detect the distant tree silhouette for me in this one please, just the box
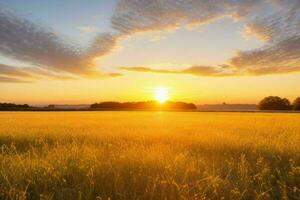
[91,102,122,109]
[293,97,300,110]
[258,96,291,110]
[0,103,30,111]
[90,101,197,110]
[46,105,55,109]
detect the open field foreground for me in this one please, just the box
[0,112,300,200]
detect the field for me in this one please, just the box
[0,112,300,200]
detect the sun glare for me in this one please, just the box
[155,87,169,103]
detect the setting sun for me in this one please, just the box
[154,87,169,103]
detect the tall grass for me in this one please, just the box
[0,112,299,199]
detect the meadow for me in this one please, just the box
[0,111,300,200]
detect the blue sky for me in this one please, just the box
[1,0,116,45]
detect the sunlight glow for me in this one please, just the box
[154,87,169,103]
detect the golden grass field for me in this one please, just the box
[0,111,300,200]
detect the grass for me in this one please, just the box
[0,111,300,200]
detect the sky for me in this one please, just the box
[0,0,300,105]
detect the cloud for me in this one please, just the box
[0,64,34,78]
[111,0,263,36]
[0,75,32,83]
[181,66,233,76]
[86,33,120,60]
[230,36,300,74]
[121,61,300,77]
[122,35,300,76]
[243,22,274,42]
[0,63,124,82]
[115,0,300,76]
[120,66,176,74]
[0,8,119,81]
[0,9,85,73]
[122,36,300,76]
[243,1,300,42]
[0,63,79,82]
[121,65,234,77]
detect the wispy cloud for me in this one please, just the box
[121,62,300,77]
[111,0,263,35]
[115,0,300,77]
[230,36,300,74]
[86,33,120,60]
[0,9,85,73]
[0,63,78,82]
[0,64,34,78]
[0,75,32,83]
[121,65,233,77]
[0,8,120,82]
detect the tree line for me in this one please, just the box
[258,96,300,110]
[1,97,300,111]
[90,101,197,110]
[0,103,30,111]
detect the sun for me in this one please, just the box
[154,87,169,103]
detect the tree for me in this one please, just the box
[258,96,291,110]
[0,103,30,111]
[293,97,300,110]
[90,101,197,110]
